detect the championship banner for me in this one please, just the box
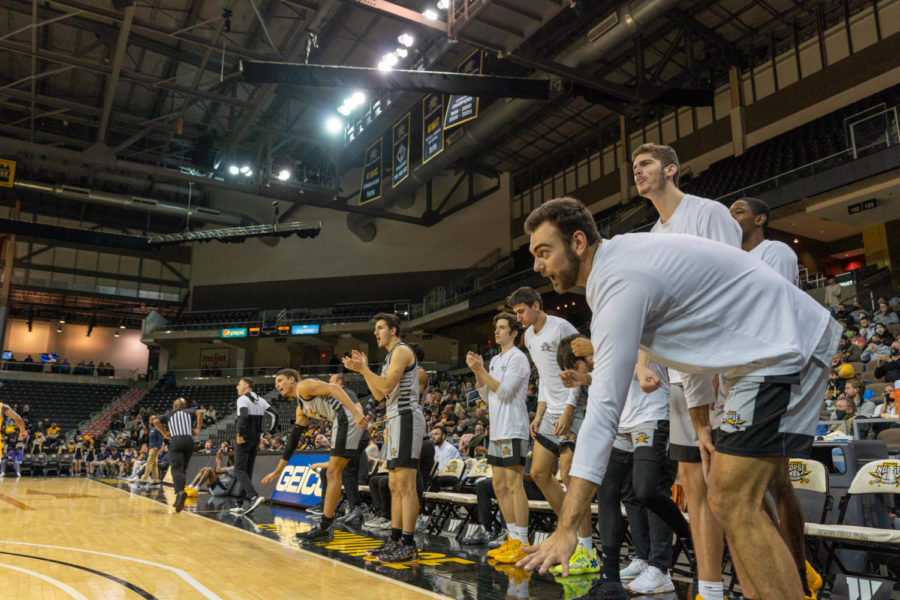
[359,138,382,204]
[444,49,483,130]
[200,348,230,370]
[269,451,330,507]
[0,158,15,188]
[392,113,410,188]
[422,94,444,164]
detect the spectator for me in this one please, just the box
[824,276,842,310]
[89,444,110,477]
[314,434,330,450]
[874,324,895,345]
[845,338,864,362]
[875,383,898,417]
[845,379,876,417]
[861,335,891,365]
[200,440,215,454]
[430,425,460,471]
[205,405,217,425]
[873,302,899,327]
[857,315,876,340]
[467,421,488,458]
[874,342,900,382]
[0,445,23,478]
[829,397,857,435]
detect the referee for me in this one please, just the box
[152,398,203,513]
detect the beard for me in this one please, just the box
[553,243,581,292]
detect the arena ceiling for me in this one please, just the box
[0,0,876,237]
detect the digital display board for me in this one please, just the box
[290,324,320,335]
[221,328,248,338]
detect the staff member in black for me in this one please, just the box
[230,377,271,516]
[152,398,203,513]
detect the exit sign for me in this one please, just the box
[847,199,876,215]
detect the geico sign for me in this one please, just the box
[275,465,323,496]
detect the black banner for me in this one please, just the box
[360,138,382,205]
[444,50,483,130]
[392,113,410,188]
[422,94,444,164]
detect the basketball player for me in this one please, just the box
[633,143,741,600]
[732,196,821,598]
[188,445,242,498]
[261,368,367,541]
[507,287,597,574]
[517,198,839,600]
[0,403,27,456]
[342,313,425,563]
[467,312,532,564]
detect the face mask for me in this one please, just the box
[835,410,847,419]
[893,348,900,357]
[876,328,885,335]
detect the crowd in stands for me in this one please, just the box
[1,355,116,376]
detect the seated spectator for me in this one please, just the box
[857,315,876,340]
[844,337,864,362]
[874,342,900,382]
[89,444,110,477]
[873,301,899,327]
[467,421,489,458]
[431,425,461,471]
[157,443,170,473]
[199,440,215,454]
[59,358,70,374]
[257,439,270,453]
[313,433,330,450]
[0,445,24,478]
[31,430,45,453]
[270,437,283,453]
[845,379,876,417]
[829,397,858,435]
[873,324,895,345]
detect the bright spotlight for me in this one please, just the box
[338,104,351,116]
[239,165,250,174]
[382,52,398,67]
[277,169,291,181]
[377,60,392,72]
[436,0,449,9]
[398,33,414,47]
[325,116,343,134]
[244,169,253,177]
[396,47,408,59]
[423,8,438,20]
[228,165,239,175]
[351,91,365,105]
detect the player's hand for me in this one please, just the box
[261,470,281,485]
[17,431,27,441]
[465,351,483,371]
[697,424,716,481]
[571,337,593,358]
[529,415,541,440]
[636,365,662,393]
[354,412,369,430]
[474,446,487,457]
[554,410,574,437]
[517,529,575,575]
[342,350,367,372]
[559,369,588,388]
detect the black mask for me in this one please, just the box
[835,410,848,419]
[892,348,899,357]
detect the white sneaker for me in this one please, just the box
[243,495,266,516]
[415,515,428,533]
[619,557,648,580]
[374,517,393,530]
[362,514,382,529]
[625,565,675,594]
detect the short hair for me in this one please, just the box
[374,312,402,337]
[276,368,300,381]
[239,377,254,390]
[737,196,771,232]
[632,143,681,186]
[524,197,601,246]
[432,425,447,436]
[847,378,865,394]
[557,332,589,370]
[331,372,346,386]
[507,286,542,310]
[493,311,523,343]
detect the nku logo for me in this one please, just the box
[275,465,323,497]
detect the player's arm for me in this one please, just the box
[299,379,367,429]
[1,405,27,440]
[262,405,309,484]
[151,415,170,439]
[194,409,204,433]
[359,345,413,399]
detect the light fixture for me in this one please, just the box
[114,331,120,338]
[239,165,250,174]
[57,326,62,333]
[351,91,365,105]
[395,47,408,59]
[119,323,126,329]
[436,0,449,9]
[59,317,65,324]
[325,116,343,134]
[793,238,799,244]
[276,169,291,181]
[337,104,351,116]
[377,60,392,72]
[228,165,239,175]
[423,8,439,20]
[382,52,398,67]
[398,33,414,47]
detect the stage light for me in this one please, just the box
[377,60,392,72]
[325,116,343,134]
[793,238,799,244]
[337,104,351,116]
[395,47,408,59]
[277,169,291,181]
[351,91,365,105]
[57,326,62,333]
[239,165,250,174]
[119,322,126,329]
[398,33,414,47]
[382,52,398,67]
[423,8,438,20]
[114,331,120,338]
[59,317,65,324]
[228,165,239,175]
[436,0,449,9]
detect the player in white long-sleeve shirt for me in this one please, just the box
[731,196,822,598]
[507,286,598,575]
[467,312,532,564]
[633,143,742,600]
[517,198,839,600]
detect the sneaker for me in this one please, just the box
[366,537,398,557]
[184,486,199,497]
[173,491,187,513]
[372,517,393,530]
[550,545,601,576]
[493,538,528,564]
[806,560,823,595]
[626,565,674,594]
[335,506,365,528]
[362,514,385,529]
[487,528,509,549]
[149,481,162,488]
[376,540,418,563]
[462,524,491,545]
[619,557,648,581]
[487,536,514,558]
[415,515,428,533]
[295,522,334,542]
[243,495,266,516]
[581,579,628,599]
[307,502,325,515]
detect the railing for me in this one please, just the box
[847,106,899,158]
[0,361,135,378]
[820,418,898,439]
[411,267,541,319]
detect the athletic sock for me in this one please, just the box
[514,526,529,545]
[505,521,516,538]
[401,531,415,547]
[320,516,333,530]
[601,551,620,582]
[391,528,402,542]
[799,567,811,596]
[578,536,593,552]
[698,580,724,600]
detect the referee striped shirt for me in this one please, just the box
[159,409,197,437]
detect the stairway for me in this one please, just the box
[82,388,148,437]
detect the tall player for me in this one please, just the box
[262,369,368,541]
[343,313,425,563]
[507,287,598,574]
[0,403,27,455]
[731,196,821,599]
[633,143,742,600]
[516,198,839,600]
[466,312,532,564]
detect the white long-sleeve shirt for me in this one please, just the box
[571,233,832,485]
[478,347,531,440]
[525,315,579,417]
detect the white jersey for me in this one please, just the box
[570,233,833,485]
[298,393,350,424]
[479,347,530,441]
[525,315,579,416]
[749,239,799,287]
[618,360,669,431]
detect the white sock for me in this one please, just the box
[578,536,593,552]
[698,580,724,600]
[514,525,529,545]
[505,522,515,539]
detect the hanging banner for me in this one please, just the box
[392,113,410,188]
[422,94,444,164]
[200,348,230,369]
[0,158,16,188]
[360,138,382,204]
[444,49,483,130]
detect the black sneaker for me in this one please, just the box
[462,524,490,545]
[307,502,325,516]
[296,522,334,542]
[376,540,418,563]
[365,537,397,557]
[174,491,187,513]
[577,580,627,600]
[487,528,509,549]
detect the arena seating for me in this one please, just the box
[171,309,259,330]
[0,380,128,432]
[136,381,277,419]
